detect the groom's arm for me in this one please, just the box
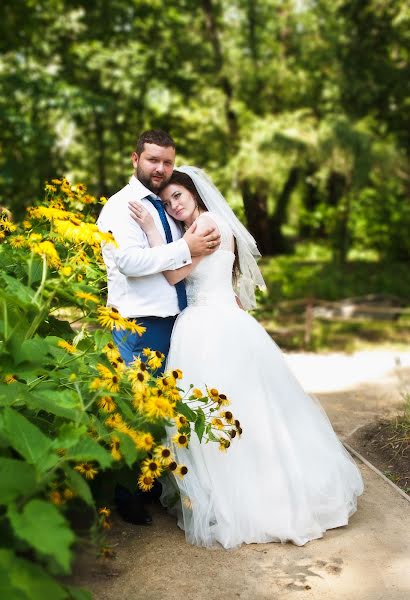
[98,200,192,277]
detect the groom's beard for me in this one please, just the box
[137,166,170,194]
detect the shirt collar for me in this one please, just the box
[128,175,152,200]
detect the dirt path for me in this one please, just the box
[72,350,410,600]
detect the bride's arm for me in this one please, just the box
[128,202,205,284]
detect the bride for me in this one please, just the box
[130,166,364,548]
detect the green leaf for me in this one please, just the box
[194,409,206,442]
[116,431,140,467]
[64,585,92,600]
[53,423,87,451]
[67,437,113,468]
[0,458,37,505]
[207,430,219,442]
[13,338,50,366]
[28,389,82,420]
[116,397,136,422]
[175,400,197,422]
[0,382,28,406]
[0,408,53,466]
[63,466,93,506]
[0,549,67,600]
[0,273,34,308]
[8,500,75,573]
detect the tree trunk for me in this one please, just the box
[241,180,272,254]
[270,166,299,253]
[327,171,350,265]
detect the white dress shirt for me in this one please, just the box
[97,176,192,318]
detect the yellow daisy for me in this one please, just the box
[58,340,77,354]
[4,374,17,384]
[141,458,162,479]
[211,417,224,430]
[175,414,188,429]
[138,474,154,492]
[9,235,26,249]
[175,465,189,480]
[97,396,116,413]
[110,435,122,461]
[75,291,100,304]
[129,430,154,451]
[74,463,98,479]
[172,433,189,448]
[192,388,204,398]
[153,445,173,466]
[146,350,165,370]
[144,396,174,420]
[97,306,128,330]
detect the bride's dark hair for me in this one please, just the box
[167,171,208,212]
[166,170,240,282]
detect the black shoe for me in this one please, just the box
[114,484,153,525]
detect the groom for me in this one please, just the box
[97,129,219,366]
[97,130,219,524]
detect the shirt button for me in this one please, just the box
[182,260,187,264]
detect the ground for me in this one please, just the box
[71,350,410,600]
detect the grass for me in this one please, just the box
[255,244,410,352]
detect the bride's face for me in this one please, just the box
[160,184,197,223]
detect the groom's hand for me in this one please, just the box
[183,222,221,256]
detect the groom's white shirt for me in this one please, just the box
[97,175,192,318]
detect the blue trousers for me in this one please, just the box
[112,315,177,373]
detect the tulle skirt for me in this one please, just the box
[161,304,364,548]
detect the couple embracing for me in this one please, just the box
[97,130,363,549]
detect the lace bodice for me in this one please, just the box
[186,212,237,307]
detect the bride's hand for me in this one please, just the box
[129,201,156,233]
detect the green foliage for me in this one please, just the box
[0,180,239,597]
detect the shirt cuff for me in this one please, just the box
[173,238,192,268]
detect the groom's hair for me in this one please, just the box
[135,130,176,155]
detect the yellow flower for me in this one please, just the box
[0,219,16,232]
[171,369,183,380]
[63,488,75,500]
[58,340,77,354]
[153,445,173,466]
[60,266,73,277]
[175,465,189,480]
[128,360,149,393]
[105,413,124,429]
[9,235,26,249]
[31,240,61,268]
[111,357,127,375]
[0,232,5,241]
[75,291,100,304]
[124,319,146,336]
[157,374,176,391]
[96,363,121,392]
[110,435,122,461]
[211,417,224,430]
[99,196,108,205]
[217,393,230,406]
[175,414,188,429]
[49,491,64,505]
[74,463,98,479]
[141,458,162,479]
[45,184,57,193]
[192,388,204,399]
[166,387,181,403]
[218,438,231,452]
[182,496,193,509]
[97,306,127,330]
[22,220,32,230]
[51,178,62,185]
[209,388,219,400]
[172,433,189,448]
[138,473,154,492]
[129,430,154,451]
[98,507,111,518]
[146,350,165,370]
[144,396,174,420]
[97,396,116,413]
[221,410,234,425]
[103,342,121,362]
[4,374,17,384]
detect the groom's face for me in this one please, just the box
[131,143,175,193]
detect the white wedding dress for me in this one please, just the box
[161,212,364,548]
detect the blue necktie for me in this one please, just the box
[146,194,188,311]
